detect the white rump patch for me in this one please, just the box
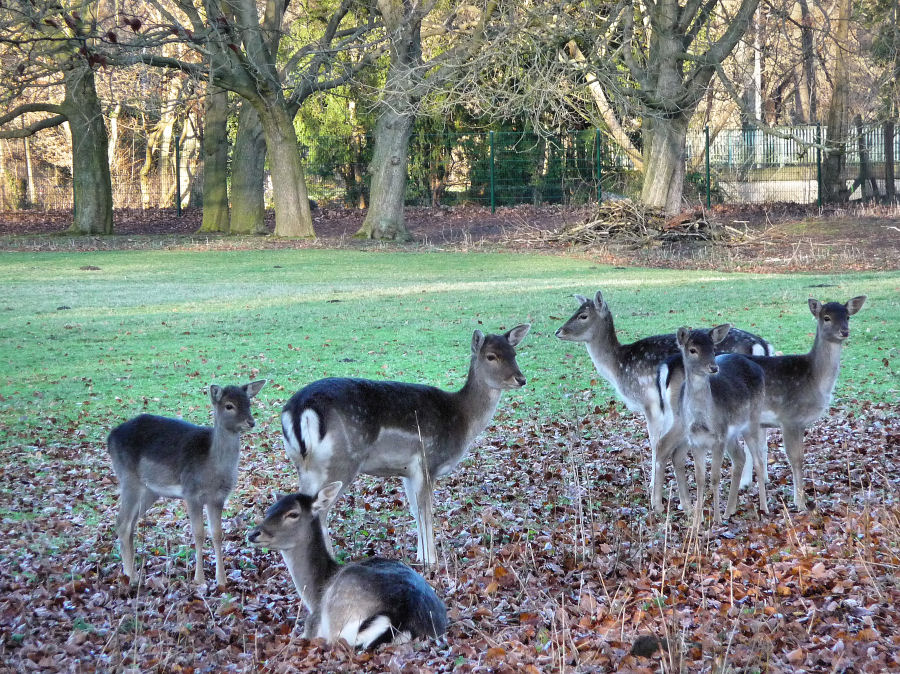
[299,409,320,454]
[344,615,393,649]
[281,410,302,462]
[752,343,767,356]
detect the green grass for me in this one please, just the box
[1,249,897,449]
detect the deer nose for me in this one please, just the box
[554,327,564,337]
[247,418,256,428]
[708,364,719,374]
[248,529,260,543]
[515,375,527,387]
[840,329,849,338]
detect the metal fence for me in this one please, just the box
[2,122,898,214]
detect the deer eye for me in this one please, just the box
[823,315,831,321]
[689,348,698,355]
[285,511,300,520]
[486,353,497,362]
[578,314,588,320]
[225,403,235,410]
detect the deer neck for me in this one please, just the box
[682,367,713,424]
[456,359,503,441]
[211,419,241,459]
[279,520,340,613]
[809,329,844,395]
[585,320,623,382]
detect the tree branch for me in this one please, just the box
[0,114,68,138]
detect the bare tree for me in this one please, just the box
[111,0,381,237]
[355,0,498,240]
[0,2,113,233]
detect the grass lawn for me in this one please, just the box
[1,249,897,441]
[0,248,898,672]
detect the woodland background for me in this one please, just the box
[1,0,899,241]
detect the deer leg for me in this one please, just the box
[744,425,769,515]
[645,411,664,497]
[116,482,156,581]
[710,440,726,524]
[724,437,745,520]
[738,440,754,490]
[403,466,436,565]
[782,424,808,512]
[206,501,226,586]
[693,442,709,528]
[185,499,207,584]
[672,442,692,517]
[652,425,682,513]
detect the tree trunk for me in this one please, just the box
[356,107,414,240]
[199,84,231,232]
[356,3,423,241]
[62,62,113,234]
[885,120,896,200]
[640,115,689,214]
[796,0,816,122]
[822,0,851,202]
[230,100,268,234]
[178,114,200,208]
[254,99,314,237]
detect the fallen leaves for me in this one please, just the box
[0,402,898,671]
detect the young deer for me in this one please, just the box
[555,290,772,491]
[653,326,768,523]
[745,296,867,511]
[248,482,448,649]
[281,324,530,565]
[107,380,266,585]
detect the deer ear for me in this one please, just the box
[808,298,822,318]
[313,481,343,514]
[593,290,606,311]
[846,295,867,315]
[244,379,267,398]
[574,294,588,305]
[471,329,485,354]
[710,323,731,345]
[210,384,223,402]
[505,324,530,347]
[676,327,691,348]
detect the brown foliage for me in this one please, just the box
[1,398,898,672]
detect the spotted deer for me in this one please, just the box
[748,296,867,511]
[248,482,448,648]
[281,324,530,565]
[555,290,772,492]
[107,380,267,584]
[653,326,768,523]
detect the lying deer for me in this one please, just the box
[281,324,530,565]
[653,326,768,523]
[748,296,867,511]
[107,380,266,584]
[555,290,772,491]
[249,482,448,648]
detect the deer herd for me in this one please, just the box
[107,290,866,649]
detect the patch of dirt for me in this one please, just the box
[0,202,898,272]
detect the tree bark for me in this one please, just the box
[254,99,314,237]
[198,84,231,232]
[640,115,690,213]
[357,107,414,240]
[230,100,268,234]
[62,62,113,234]
[822,0,851,203]
[885,120,896,200]
[356,1,423,241]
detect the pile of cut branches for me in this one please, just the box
[548,199,748,247]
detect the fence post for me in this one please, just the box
[816,123,822,209]
[705,125,711,208]
[595,128,602,203]
[175,133,182,217]
[489,130,495,214]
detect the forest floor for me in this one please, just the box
[0,204,898,672]
[0,201,898,273]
